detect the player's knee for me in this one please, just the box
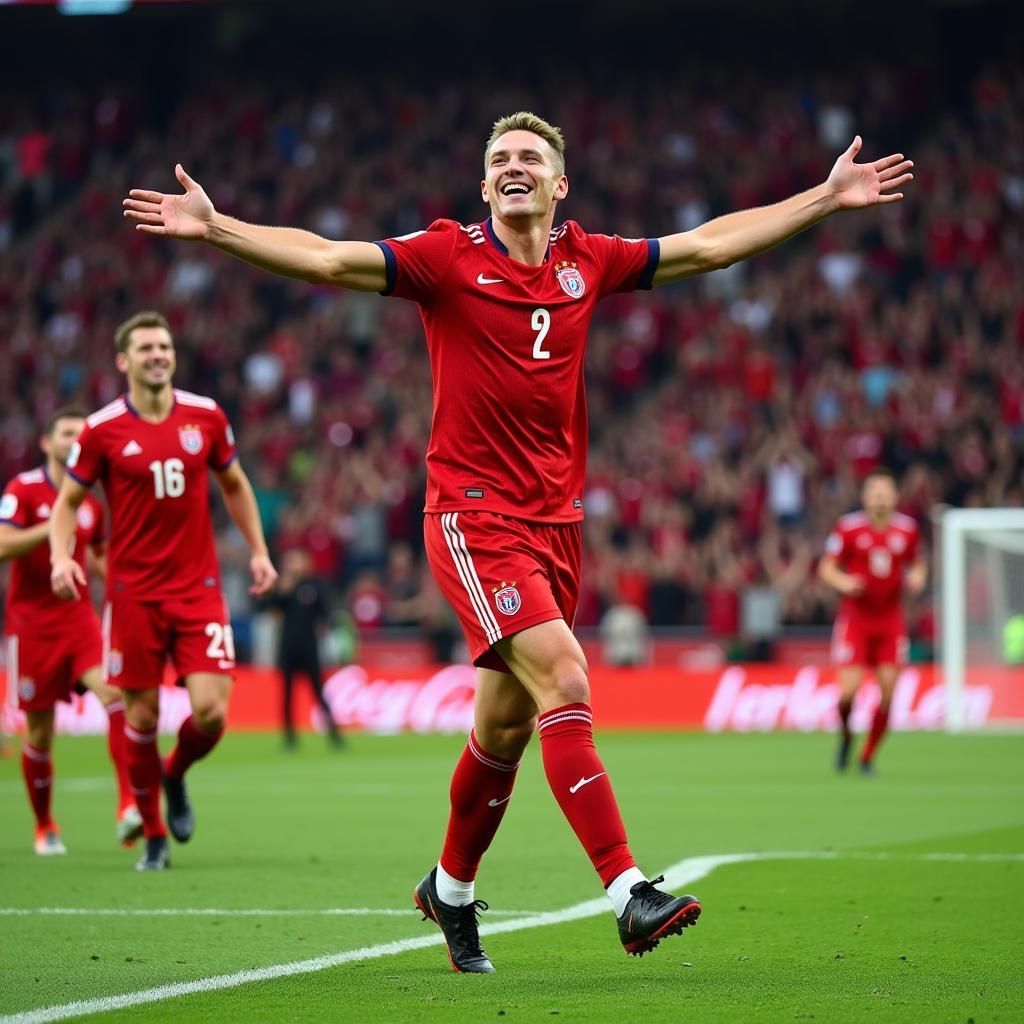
[549,666,590,707]
[193,700,227,733]
[126,705,158,732]
[26,720,54,751]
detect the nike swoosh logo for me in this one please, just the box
[487,796,512,808]
[569,773,606,794]
[476,274,504,285]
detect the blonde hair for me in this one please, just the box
[484,112,566,175]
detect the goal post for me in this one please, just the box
[939,507,1024,732]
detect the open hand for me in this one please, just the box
[249,553,279,597]
[51,558,86,601]
[122,164,214,239]
[827,136,914,211]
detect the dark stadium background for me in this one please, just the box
[1,0,1020,687]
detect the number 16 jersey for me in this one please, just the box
[67,390,236,601]
[377,218,659,522]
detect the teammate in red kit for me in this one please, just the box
[123,112,913,965]
[819,469,928,774]
[1,408,139,855]
[49,312,278,871]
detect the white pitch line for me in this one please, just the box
[2,850,1020,1024]
[0,851,725,1024]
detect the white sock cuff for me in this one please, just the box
[435,861,475,907]
[606,866,647,917]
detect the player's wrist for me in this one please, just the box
[203,211,227,244]
[812,181,842,217]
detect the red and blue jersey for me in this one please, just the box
[377,218,658,522]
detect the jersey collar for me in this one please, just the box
[124,391,176,422]
[484,217,551,264]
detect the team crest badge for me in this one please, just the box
[108,650,124,678]
[76,504,95,530]
[179,426,204,455]
[555,260,586,299]
[889,534,906,554]
[18,678,36,702]
[492,581,522,616]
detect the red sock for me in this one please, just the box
[439,730,519,882]
[22,743,54,829]
[163,715,223,781]
[537,703,635,887]
[124,724,167,839]
[105,703,134,813]
[860,707,890,765]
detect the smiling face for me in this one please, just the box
[116,326,177,392]
[481,129,569,223]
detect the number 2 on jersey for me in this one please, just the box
[149,458,186,500]
[532,307,551,360]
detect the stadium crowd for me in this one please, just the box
[1,54,1021,647]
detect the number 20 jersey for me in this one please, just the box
[376,218,659,522]
[67,390,236,601]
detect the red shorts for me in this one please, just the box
[5,615,103,712]
[103,592,235,690]
[832,612,908,668]
[424,512,582,671]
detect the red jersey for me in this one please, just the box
[0,466,105,633]
[66,389,236,601]
[376,218,658,522]
[824,510,920,619]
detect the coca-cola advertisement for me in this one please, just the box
[2,662,1022,735]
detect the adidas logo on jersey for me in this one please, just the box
[121,440,143,456]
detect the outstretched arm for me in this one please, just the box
[653,137,913,285]
[123,164,387,292]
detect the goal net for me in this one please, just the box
[939,507,1024,730]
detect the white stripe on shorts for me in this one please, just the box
[440,512,502,646]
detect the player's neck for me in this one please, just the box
[869,511,891,529]
[490,213,554,267]
[128,382,174,422]
[45,457,65,490]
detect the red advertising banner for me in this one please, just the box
[3,662,1023,736]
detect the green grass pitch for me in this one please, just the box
[1,729,1022,1023]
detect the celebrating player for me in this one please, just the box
[0,408,139,855]
[819,469,927,774]
[123,113,912,965]
[49,312,278,871]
